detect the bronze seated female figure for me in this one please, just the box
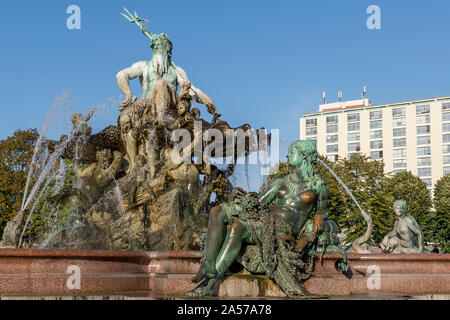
[186,140,348,297]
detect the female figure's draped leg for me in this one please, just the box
[191,206,225,283]
[186,221,249,297]
[215,222,249,277]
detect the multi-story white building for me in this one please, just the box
[299,94,450,192]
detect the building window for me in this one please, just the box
[370,120,383,129]
[370,151,383,159]
[393,117,406,127]
[326,125,338,134]
[417,136,431,145]
[442,102,450,112]
[416,115,430,124]
[327,144,339,153]
[393,159,407,168]
[347,122,360,132]
[327,154,339,162]
[306,118,317,127]
[444,155,450,165]
[416,125,431,135]
[444,134,450,143]
[421,178,432,187]
[393,128,406,137]
[393,148,406,158]
[393,138,406,148]
[326,135,338,143]
[348,142,360,152]
[326,116,338,124]
[443,123,450,133]
[417,157,431,167]
[443,112,450,122]
[417,146,431,156]
[416,105,430,114]
[418,167,431,177]
[370,130,383,139]
[348,132,360,142]
[393,108,405,117]
[393,169,406,175]
[347,113,360,122]
[370,110,383,119]
[444,167,450,175]
[443,145,450,154]
[370,140,383,149]
[306,127,317,136]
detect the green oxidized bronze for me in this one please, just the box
[186,140,348,297]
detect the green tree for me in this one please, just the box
[382,171,433,243]
[0,129,39,237]
[316,154,393,246]
[431,174,450,252]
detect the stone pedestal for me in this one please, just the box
[148,251,450,297]
[0,249,151,295]
[0,249,449,297]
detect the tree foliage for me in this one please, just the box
[316,154,394,246]
[0,129,39,236]
[431,174,450,252]
[381,171,433,243]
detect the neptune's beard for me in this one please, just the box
[152,51,170,78]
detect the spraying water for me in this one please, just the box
[40,226,72,249]
[13,92,125,248]
[14,94,104,246]
[18,130,78,246]
[21,92,76,209]
[49,160,67,198]
[317,158,365,213]
[317,158,373,252]
[21,129,74,212]
[21,126,47,209]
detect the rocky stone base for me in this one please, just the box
[40,187,209,252]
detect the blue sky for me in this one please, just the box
[1,0,450,144]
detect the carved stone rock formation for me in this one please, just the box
[4,80,269,252]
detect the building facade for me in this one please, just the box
[299,95,450,192]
